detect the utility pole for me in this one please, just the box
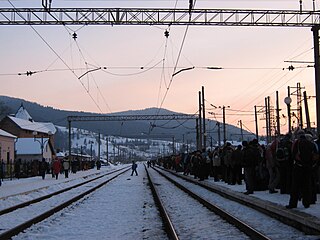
[68,120,72,163]
[276,91,281,137]
[222,106,226,144]
[265,97,269,144]
[202,86,206,150]
[217,122,221,147]
[90,141,93,161]
[303,91,311,130]
[267,96,272,141]
[312,26,320,134]
[198,91,202,150]
[98,132,100,162]
[106,137,109,163]
[196,118,199,150]
[287,86,292,133]
[238,120,244,142]
[297,82,303,128]
[172,136,175,155]
[80,145,83,169]
[254,105,259,141]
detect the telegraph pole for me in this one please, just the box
[254,105,259,141]
[196,118,199,150]
[217,122,221,147]
[202,86,206,150]
[68,120,71,163]
[303,91,312,130]
[106,137,109,163]
[265,97,269,144]
[198,91,202,150]
[297,82,303,128]
[276,91,281,137]
[287,87,292,133]
[222,106,226,144]
[98,132,101,162]
[267,96,272,141]
[312,26,320,134]
[239,120,244,142]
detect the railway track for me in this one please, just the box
[0,167,128,216]
[0,167,130,240]
[157,166,320,236]
[146,166,320,240]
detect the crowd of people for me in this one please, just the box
[157,129,320,209]
[12,157,99,180]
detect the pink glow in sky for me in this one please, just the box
[0,0,318,134]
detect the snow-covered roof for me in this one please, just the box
[56,152,65,157]
[15,138,49,155]
[8,116,56,135]
[15,104,33,121]
[0,129,16,138]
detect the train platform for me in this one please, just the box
[167,169,320,235]
[0,164,122,200]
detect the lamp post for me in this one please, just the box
[33,131,52,161]
[219,105,230,144]
[284,95,292,133]
[88,140,94,161]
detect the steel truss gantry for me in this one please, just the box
[67,114,197,161]
[0,8,320,27]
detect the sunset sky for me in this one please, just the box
[0,0,318,134]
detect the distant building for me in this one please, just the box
[0,103,56,139]
[0,129,16,177]
[0,103,57,163]
[15,138,54,163]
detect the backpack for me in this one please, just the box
[276,140,290,161]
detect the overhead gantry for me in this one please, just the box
[0,8,319,27]
[67,114,198,162]
[1,6,320,134]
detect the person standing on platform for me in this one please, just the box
[131,161,138,176]
[242,140,260,195]
[286,130,315,209]
[265,143,279,194]
[39,158,47,180]
[53,158,61,180]
[63,159,70,178]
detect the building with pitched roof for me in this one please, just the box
[0,103,56,139]
[0,104,57,171]
[0,129,16,176]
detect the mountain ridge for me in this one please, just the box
[0,95,255,144]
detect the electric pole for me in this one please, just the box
[198,91,202,150]
[276,91,281,137]
[202,86,206,150]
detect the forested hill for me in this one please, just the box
[0,95,254,143]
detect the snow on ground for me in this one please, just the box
[148,168,249,240]
[0,164,124,211]
[0,163,319,239]
[13,163,166,240]
[0,164,120,199]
